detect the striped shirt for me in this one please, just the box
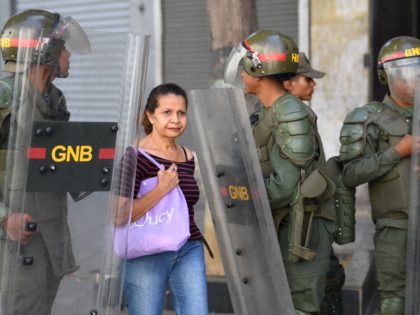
[117,146,203,240]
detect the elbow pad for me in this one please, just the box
[274,99,316,166]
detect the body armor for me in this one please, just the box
[340,100,411,220]
[252,93,335,261]
[274,94,316,167]
[326,156,356,244]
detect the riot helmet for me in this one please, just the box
[224,29,299,84]
[0,9,90,76]
[377,36,420,105]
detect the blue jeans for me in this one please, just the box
[124,240,208,315]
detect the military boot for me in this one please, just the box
[375,297,404,315]
[320,259,345,315]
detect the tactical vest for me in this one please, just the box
[252,95,335,221]
[368,105,411,219]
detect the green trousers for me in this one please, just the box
[0,234,61,315]
[374,222,407,300]
[278,217,335,314]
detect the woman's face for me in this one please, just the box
[147,94,188,139]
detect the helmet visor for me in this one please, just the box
[54,16,91,55]
[224,42,247,83]
[384,57,420,105]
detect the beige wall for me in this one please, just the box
[310,0,370,159]
[311,0,372,218]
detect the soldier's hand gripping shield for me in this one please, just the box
[188,88,294,315]
[0,25,149,314]
[406,64,420,315]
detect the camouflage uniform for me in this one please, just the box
[340,96,411,312]
[0,76,77,314]
[339,35,420,314]
[0,9,90,314]
[253,92,336,313]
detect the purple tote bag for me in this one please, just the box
[114,149,190,259]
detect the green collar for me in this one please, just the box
[383,93,413,118]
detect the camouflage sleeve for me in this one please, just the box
[264,144,301,209]
[340,123,401,188]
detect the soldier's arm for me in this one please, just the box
[0,80,12,222]
[264,100,316,209]
[264,145,301,209]
[339,108,401,188]
[273,99,316,168]
[0,78,36,242]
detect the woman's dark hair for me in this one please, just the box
[141,83,188,135]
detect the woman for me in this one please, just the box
[119,83,208,315]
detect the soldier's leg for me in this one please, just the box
[320,248,345,315]
[0,237,12,314]
[279,217,335,314]
[374,225,406,315]
[2,233,61,315]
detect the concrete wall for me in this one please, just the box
[311,0,372,213]
[311,0,370,160]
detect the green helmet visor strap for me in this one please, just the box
[224,42,247,83]
[384,56,420,104]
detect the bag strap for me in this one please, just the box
[138,148,164,170]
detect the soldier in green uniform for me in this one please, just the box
[225,30,336,315]
[339,36,420,315]
[284,53,345,315]
[0,9,90,314]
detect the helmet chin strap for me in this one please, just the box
[55,62,66,78]
[53,45,68,79]
[53,57,68,79]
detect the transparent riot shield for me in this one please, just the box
[188,88,294,315]
[407,79,420,315]
[0,27,149,315]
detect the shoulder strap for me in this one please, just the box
[181,146,188,161]
[138,148,164,170]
